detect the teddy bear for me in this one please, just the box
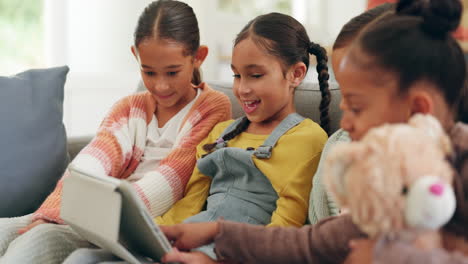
[324,114,456,249]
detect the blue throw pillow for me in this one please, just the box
[0,66,69,217]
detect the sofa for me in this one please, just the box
[0,66,342,218]
[69,80,343,159]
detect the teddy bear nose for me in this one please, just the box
[429,183,444,196]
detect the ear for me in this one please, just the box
[130,45,141,67]
[288,62,307,88]
[131,46,140,63]
[409,90,434,116]
[193,45,209,68]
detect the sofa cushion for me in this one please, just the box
[0,66,69,217]
[209,81,342,134]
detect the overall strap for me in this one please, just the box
[254,113,305,159]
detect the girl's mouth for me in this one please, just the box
[242,100,261,114]
[156,93,174,100]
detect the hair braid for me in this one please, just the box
[309,42,331,135]
[202,117,251,152]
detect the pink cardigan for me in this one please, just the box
[33,83,231,224]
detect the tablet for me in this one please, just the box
[61,165,172,264]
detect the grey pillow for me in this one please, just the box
[0,66,69,217]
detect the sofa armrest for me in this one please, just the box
[67,135,93,161]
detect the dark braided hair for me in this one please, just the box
[202,117,251,152]
[309,42,331,134]
[350,0,468,237]
[445,148,468,237]
[457,80,468,123]
[134,0,202,85]
[203,13,331,152]
[235,13,330,133]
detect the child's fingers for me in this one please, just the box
[162,247,181,262]
[17,228,27,235]
[163,248,216,264]
[160,225,182,241]
[173,238,195,251]
[162,248,194,263]
[161,225,195,250]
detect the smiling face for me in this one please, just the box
[334,46,412,141]
[231,38,297,133]
[133,38,199,115]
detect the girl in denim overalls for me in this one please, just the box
[156,12,331,260]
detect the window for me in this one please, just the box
[194,0,367,82]
[2,0,369,137]
[0,0,44,75]
[218,0,292,17]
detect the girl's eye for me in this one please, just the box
[401,186,408,196]
[251,74,263,79]
[347,106,361,114]
[232,74,241,79]
[168,71,179,76]
[144,71,155,77]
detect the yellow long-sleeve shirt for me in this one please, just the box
[156,118,327,227]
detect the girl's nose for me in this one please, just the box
[237,81,252,95]
[153,81,170,93]
[338,99,353,133]
[339,99,346,111]
[340,113,352,132]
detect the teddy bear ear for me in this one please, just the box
[323,142,364,207]
[408,114,452,154]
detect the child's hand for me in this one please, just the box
[162,248,217,264]
[344,238,375,264]
[17,219,48,234]
[161,222,219,250]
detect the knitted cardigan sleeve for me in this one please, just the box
[133,87,232,217]
[32,94,144,224]
[33,85,231,223]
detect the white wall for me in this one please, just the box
[44,0,68,67]
[304,0,367,46]
[183,0,220,81]
[43,0,367,136]
[45,0,150,74]
[44,0,223,79]
[44,0,149,136]
[327,0,367,43]
[44,0,367,79]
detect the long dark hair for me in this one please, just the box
[351,0,467,236]
[203,13,331,152]
[458,81,468,123]
[351,0,466,121]
[134,0,202,85]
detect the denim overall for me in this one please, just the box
[184,113,305,258]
